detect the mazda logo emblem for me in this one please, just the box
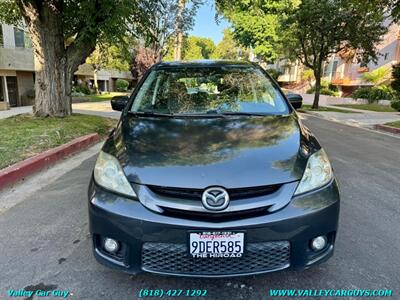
[202,187,230,211]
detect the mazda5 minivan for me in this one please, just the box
[88,60,340,277]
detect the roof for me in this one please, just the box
[155,59,255,69]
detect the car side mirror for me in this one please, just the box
[286,93,303,110]
[111,96,129,111]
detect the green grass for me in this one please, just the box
[73,92,128,102]
[384,121,400,128]
[300,104,359,113]
[0,113,117,169]
[334,104,396,112]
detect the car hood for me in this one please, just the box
[106,114,317,189]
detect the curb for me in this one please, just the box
[374,124,400,135]
[0,133,101,190]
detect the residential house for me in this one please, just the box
[0,23,133,110]
[268,21,399,96]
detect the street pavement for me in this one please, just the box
[0,115,399,299]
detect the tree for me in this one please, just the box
[174,0,186,60]
[133,0,200,61]
[86,44,131,94]
[0,0,151,117]
[164,36,216,60]
[211,29,248,60]
[131,47,159,81]
[215,0,291,62]
[361,66,390,85]
[391,63,400,93]
[282,0,387,108]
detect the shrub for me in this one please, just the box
[116,79,129,92]
[391,63,400,92]
[267,69,282,81]
[351,86,395,103]
[391,100,400,111]
[306,80,339,96]
[73,83,91,95]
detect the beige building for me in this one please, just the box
[0,23,132,110]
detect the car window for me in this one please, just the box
[131,66,289,115]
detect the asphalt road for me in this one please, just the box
[1,115,399,300]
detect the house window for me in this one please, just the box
[14,27,25,48]
[331,61,338,77]
[384,53,389,60]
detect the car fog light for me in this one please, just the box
[311,236,327,251]
[104,238,119,253]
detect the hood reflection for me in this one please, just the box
[120,115,297,168]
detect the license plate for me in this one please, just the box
[189,232,244,258]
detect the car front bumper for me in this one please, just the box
[88,178,340,277]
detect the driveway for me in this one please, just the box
[0,115,399,299]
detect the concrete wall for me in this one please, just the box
[0,47,34,71]
[301,93,392,106]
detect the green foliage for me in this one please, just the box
[86,44,130,72]
[307,80,339,96]
[165,36,216,61]
[391,63,400,92]
[361,66,390,85]
[116,79,129,92]
[352,86,396,103]
[183,36,216,60]
[73,84,91,95]
[0,0,21,25]
[267,69,282,81]
[211,29,248,60]
[391,100,400,111]
[302,69,315,82]
[215,0,294,61]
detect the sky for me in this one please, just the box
[189,2,230,44]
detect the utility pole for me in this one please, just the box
[174,0,185,60]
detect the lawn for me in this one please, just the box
[73,92,128,103]
[0,113,116,169]
[300,104,359,113]
[334,104,397,112]
[384,121,400,128]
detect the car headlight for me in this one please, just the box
[94,151,137,198]
[294,149,333,195]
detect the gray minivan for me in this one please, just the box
[88,60,340,277]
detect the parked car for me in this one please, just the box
[89,60,340,277]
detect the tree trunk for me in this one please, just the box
[312,69,322,109]
[173,0,185,60]
[33,42,72,117]
[93,68,99,94]
[17,0,96,117]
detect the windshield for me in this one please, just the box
[131,66,289,115]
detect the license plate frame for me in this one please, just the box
[188,231,245,258]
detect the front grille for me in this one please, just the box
[142,241,290,276]
[147,184,282,201]
[162,206,270,222]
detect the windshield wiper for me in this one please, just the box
[128,111,174,117]
[219,112,273,117]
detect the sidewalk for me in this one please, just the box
[0,102,121,119]
[305,106,400,127]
